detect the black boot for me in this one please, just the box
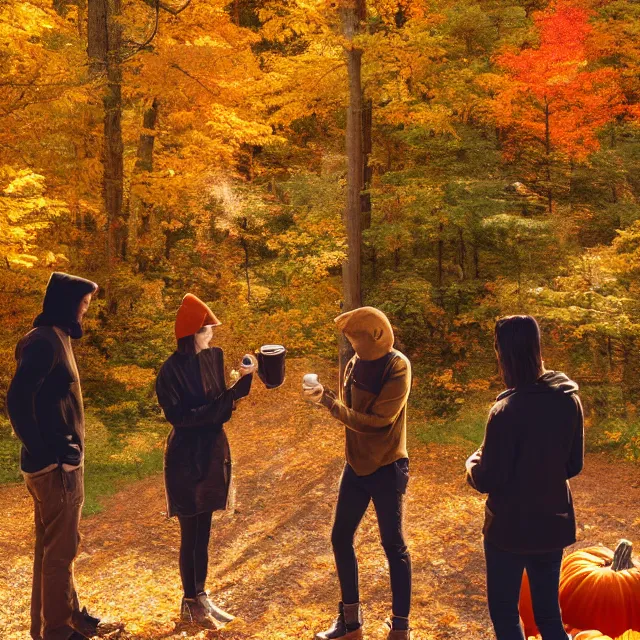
[314,602,362,640]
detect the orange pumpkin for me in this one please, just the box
[527,632,640,640]
[520,540,640,639]
[560,539,640,638]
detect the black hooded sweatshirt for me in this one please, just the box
[7,272,98,473]
[467,371,584,553]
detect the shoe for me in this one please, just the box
[70,607,124,638]
[314,602,362,640]
[384,617,411,640]
[180,597,224,630]
[70,607,99,638]
[196,592,235,625]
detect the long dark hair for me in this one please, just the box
[495,315,544,389]
[176,326,210,355]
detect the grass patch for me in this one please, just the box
[412,393,492,451]
[0,412,167,516]
[82,413,166,515]
[586,416,640,461]
[0,417,22,484]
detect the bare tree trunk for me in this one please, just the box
[458,227,466,279]
[129,98,159,265]
[88,0,124,313]
[362,97,372,231]
[135,98,159,172]
[473,244,479,279]
[241,217,251,303]
[544,97,552,215]
[338,0,365,375]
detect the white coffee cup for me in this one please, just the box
[303,373,320,388]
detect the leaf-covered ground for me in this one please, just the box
[1,359,639,639]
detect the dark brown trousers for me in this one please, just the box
[25,467,84,640]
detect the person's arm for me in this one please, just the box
[566,395,584,479]
[319,356,411,434]
[6,339,63,465]
[160,389,236,429]
[466,403,515,494]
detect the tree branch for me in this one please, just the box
[122,0,160,62]
[140,0,193,16]
[169,63,220,96]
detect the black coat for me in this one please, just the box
[7,273,97,473]
[468,371,584,553]
[155,347,250,517]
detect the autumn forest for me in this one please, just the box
[1,0,640,638]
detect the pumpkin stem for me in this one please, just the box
[611,539,635,571]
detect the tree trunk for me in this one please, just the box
[130,98,159,266]
[473,243,479,279]
[544,97,552,215]
[135,98,159,172]
[437,222,444,282]
[241,217,251,304]
[361,97,372,230]
[458,227,466,280]
[88,0,124,313]
[339,0,365,374]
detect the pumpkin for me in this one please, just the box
[520,539,640,639]
[528,632,640,640]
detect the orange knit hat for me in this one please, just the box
[175,294,221,340]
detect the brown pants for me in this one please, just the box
[25,467,84,640]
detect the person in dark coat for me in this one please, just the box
[6,272,106,640]
[155,293,255,628]
[466,315,584,640]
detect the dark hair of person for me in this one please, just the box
[176,326,210,355]
[494,315,544,389]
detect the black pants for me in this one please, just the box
[178,512,213,599]
[331,459,411,619]
[484,539,569,640]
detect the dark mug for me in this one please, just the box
[257,344,286,389]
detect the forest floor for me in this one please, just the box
[1,358,639,640]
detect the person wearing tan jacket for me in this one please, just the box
[304,307,412,640]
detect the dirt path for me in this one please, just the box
[1,358,638,640]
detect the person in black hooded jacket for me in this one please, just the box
[6,272,107,640]
[466,315,584,640]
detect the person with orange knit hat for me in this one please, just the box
[304,306,413,640]
[156,294,256,629]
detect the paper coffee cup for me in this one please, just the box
[303,373,320,389]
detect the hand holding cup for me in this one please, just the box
[240,354,257,377]
[302,373,324,403]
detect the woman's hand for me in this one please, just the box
[303,384,324,403]
[239,354,257,377]
[465,449,482,475]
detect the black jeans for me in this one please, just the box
[484,539,569,640]
[178,512,213,599]
[331,459,411,619]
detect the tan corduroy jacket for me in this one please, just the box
[322,350,411,476]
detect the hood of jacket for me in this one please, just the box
[497,370,579,401]
[33,272,98,339]
[334,306,394,361]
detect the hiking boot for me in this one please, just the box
[314,602,362,640]
[71,607,99,638]
[180,597,224,630]
[70,607,125,638]
[196,592,235,625]
[384,617,411,640]
[387,631,411,640]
